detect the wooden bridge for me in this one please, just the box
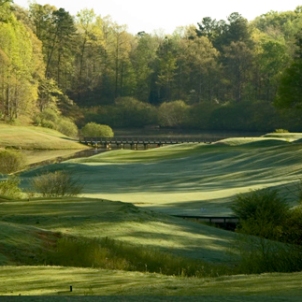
[172,215,239,230]
[81,136,223,149]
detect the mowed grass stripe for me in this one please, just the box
[21,137,302,215]
[0,266,302,299]
[0,198,237,263]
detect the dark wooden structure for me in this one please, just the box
[81,136,221,149]
[172,215,239,231]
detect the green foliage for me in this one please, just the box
[113,97,158,127]
[81,122,114,137]
[275,60,302,109]
[57,117,78,138]
[234,235,302,274]
[0,149,27,174]
[274,129,289,133]
[158,100,189,128]
[45,236,230,277]
[231,189,289,240]
[231,186,302,274]
[275,28,302,110]
[34,108,78,137]
[283,206,302,245]
[0,175,22,199]
[31,171,83,197]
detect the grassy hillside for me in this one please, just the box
[21,134,302,216]
[2,132,302,299]
[0,198,236,264]
[0,124,86,150]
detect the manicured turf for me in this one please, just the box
[0,198,237,264]
[0,266,302,300]
[21,135,302,216]
[2,133,302,299]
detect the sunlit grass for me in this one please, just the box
[1,134,302,298]
[0,198,237,264]
[0,124,87,150]
[0,266,302,299]
[20,136,302,216]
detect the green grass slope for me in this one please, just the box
[21,136,302,216]
[0,198,236,264]
[2,134,302,299]
[0,124,86,150]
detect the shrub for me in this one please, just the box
[40,108,58,124]
[0,149,27,174]
[57,117,78,138]
[31,171,83,197]
[0,176,22,199]
[231,189,289,240]
[233,235,302,274]
[81,122,114,137]
[274,129,289,133]
[283,206,302,245]
[41,120,56,130]
[158,100,189,128]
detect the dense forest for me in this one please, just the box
[0,0,302,133]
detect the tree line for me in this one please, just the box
[0,0,302,131]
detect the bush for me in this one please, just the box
[231,189,289,240]
[0,176,22,199]
[57,117,78,138]
[81,122,114,137]
[283,206,302,245]
[31,171,83,197]
[158,100,189,128]
[274,129,289,133]
[233,235,302,274]
[0,149,27,174]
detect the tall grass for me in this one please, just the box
[233,235,302,274]
[45,236,232,277]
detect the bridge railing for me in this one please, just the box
[81,136,223,145]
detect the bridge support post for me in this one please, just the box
[130,143,137,150]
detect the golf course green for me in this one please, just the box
[1,126,302,299]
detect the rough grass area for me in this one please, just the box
[0,124,87,150]
[0,198,237,264]
[0,266,302,300]
[21,135,302,216]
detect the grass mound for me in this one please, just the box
[0,198,237,264]
[0,221,60,265]
[0,125,86,150]
[263,132,302,141]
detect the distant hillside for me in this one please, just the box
[0,125,87,150]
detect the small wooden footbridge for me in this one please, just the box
[172,215,239,230]
[81,136,224,149]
